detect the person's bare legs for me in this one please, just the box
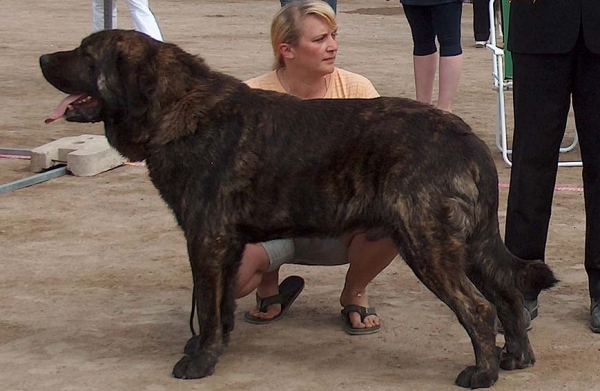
[437,54,463,112]
[237,237,397,327]
[413,52,438,105]
[339,234,397,330]
[235,243,282,320]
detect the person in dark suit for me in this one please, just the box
[472,0,490,47]
[504,0,600,333]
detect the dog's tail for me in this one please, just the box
[506,248,558,298]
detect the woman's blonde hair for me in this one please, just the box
[270,1,337,70]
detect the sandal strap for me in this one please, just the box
[255,292,283,313]
[341,305,377,321]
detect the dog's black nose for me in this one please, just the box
[39,54,52,68]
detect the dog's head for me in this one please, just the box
[40,30,204,161]
[40,29,162,121]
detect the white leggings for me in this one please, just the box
[92,0,163,41]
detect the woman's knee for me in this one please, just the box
[236,244,270,292]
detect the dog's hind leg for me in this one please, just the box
[173,235,244,380]
[475,281,534,371]
[467,236,556,371]
[400,244,499,389]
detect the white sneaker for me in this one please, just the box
[475,41,487,48]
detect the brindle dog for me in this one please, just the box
[40,30,556,388]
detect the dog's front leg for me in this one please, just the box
[219,250,242,346]
[172,235,242,380]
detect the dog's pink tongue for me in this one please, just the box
[44,94,85,124]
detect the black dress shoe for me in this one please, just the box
[524,299,539,320]
[591,299,600,333]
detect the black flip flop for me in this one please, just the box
[244,275,305,324]
[341,304,381,335]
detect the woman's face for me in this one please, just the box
[290,14,338,75]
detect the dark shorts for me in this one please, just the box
[261,238,349,272]
[403,2,463,57]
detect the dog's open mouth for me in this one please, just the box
[45,94,101,124]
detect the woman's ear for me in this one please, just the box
[278,43,295,60]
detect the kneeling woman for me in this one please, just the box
[235,0,398,335]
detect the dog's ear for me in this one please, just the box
[96,36,157,121]
[116,39,158,120]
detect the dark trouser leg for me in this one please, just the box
[572,40,600,300]
[504,51,573,300]
[472,0,490,41]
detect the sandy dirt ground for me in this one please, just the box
[1,1,599,390]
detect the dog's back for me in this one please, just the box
[149,86,497,244]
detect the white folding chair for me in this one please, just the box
[485,0,582,167]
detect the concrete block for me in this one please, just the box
[30,134,126,176]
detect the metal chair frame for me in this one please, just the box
[485,0,582,167]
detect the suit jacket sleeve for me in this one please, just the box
[507,0,600,54]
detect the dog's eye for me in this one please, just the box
[81,51,96,72]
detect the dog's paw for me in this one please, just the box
[184,333,230,355]
[172,354,216,379]
[499,348,535,370]
[455,366,498,389]
[222,330,231,347]
[183,335,201,356]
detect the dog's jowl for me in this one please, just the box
[40,30,557,388]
